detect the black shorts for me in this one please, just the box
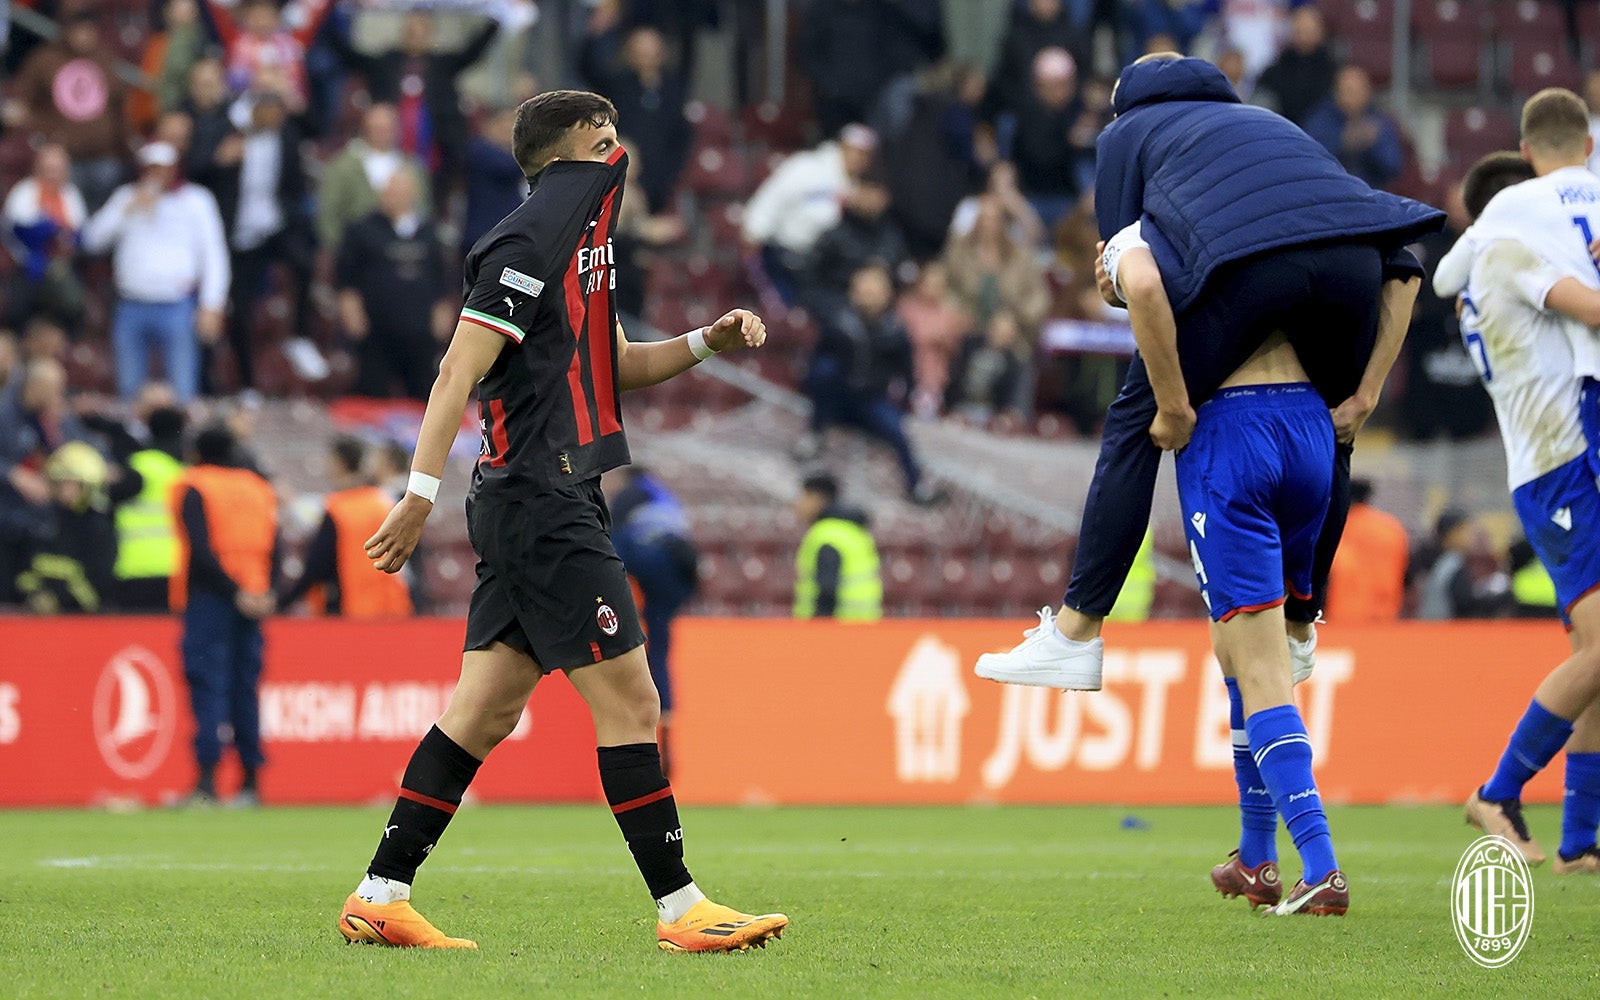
[463,478,645,672]
[1176,241,1384,407]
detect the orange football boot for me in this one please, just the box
[656,899,788,953]
[338,893,478,949]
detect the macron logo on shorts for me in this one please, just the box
[499,267,544,298]
[1553,507,1573,531]
[1191,511,1207,538]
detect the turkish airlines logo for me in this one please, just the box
[92,646,177,780]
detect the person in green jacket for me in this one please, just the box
[114,405,187,611]
[316,103,432,254]
[794,471,882,620]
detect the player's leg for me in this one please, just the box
[178,592,231,804]
[339,640,539,949]
[225,612,266,804]
[1557,687,1600,874]
[564,645,788,952]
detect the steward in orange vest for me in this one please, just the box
[169,423,278,806]
[277,435,413,618]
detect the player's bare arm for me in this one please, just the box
[1099,237,1195,451]
[1330,275,1420,444]
[364,321,507,573]
[614,309,768,391]
[1545,277,1600,327]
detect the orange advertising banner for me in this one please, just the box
[668,620,1573,807]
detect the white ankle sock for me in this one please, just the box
[1051,624,1097,650]
[655,881,705,923]
[356,874,410,905]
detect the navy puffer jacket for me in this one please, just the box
[1096,57,1445,313]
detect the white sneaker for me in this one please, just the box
[1288,626,1316,685]
[974,607,1104,690]
[284,337,330,381]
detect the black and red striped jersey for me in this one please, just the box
[459,147,630,498]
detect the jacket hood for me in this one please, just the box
[1113,57,1240,117]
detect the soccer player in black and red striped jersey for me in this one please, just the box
[336,91,785,953]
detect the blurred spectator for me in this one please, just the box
[1324,478,1408,623]
[317,104,432,256]
[2,9,128,210]
[0,328,17,400]
[83,141,230,403]
[463,106,526,253]
[1416,510,1510,619]
[112,403,187,612]
[276,434,412,618]
[19,315,67,365]
[941,194,1050,339]
[1587,69,1600,175]
[950,161,1044,247]
[897,261,970,418]
[612,139,685,322]
[607,464,698,778]
[945,307,1026,421]
[0,357,91,600]
[987,0,1094,120]
[1402,181,1493,440]
[1120,0,1211,63]
[1007,48,1092,228]
[331,1,534,198]
[793,470,882,620]
[15,440,117,613]
[199,0,335,108]
[1255,4,1335,126]
[1509,538,1558,619]
[188,88,316,391]
[183,58,233,176]
[2,142,88,329]
[1303,65,1403,190]
[804,177,908,310]
[371,436,427,612]
[878,63,987,260]
[1215,47,1249,99]
[800,0,945,136]
[580,23,690,213]
[802,262,938,504]
[1216,0,1305,80]
[335,171,452,401]
[132,0,206,135]
[742,124,878,306]
[172,421,277,806]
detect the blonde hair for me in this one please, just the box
[1134,51,1183,66]
[1521,87,1591,156]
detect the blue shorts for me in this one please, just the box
[1512,453,1600,627]
[1581,377,1600,480]
[1176,384,1335,621]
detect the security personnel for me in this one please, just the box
[114,405,186,611]
[793,471,882,620]
[170,423,277,806]
[277,435,413,618]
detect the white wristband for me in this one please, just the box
[407,471,441,504]
[686,325,718,361]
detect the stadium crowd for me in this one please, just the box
[0,0,1591,619]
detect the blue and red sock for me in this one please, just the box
[1481,699,1573,802]
[1226,679,1277,867]
[1246,704,1337,884]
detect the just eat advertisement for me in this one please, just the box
[0,617,1571,808]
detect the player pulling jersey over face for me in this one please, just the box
[1439,90,1600,875]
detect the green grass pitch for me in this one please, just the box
[4,804,1596,997]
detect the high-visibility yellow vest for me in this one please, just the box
[794,517,882,621]
[1513,560,1557,609]
[114,448,184,581]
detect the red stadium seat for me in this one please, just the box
[1445,107,1516,166]
[1426,36,1486,90]
[1322,0,1391,39]
[1506,41,1584,97]
[684,100,734,146]
[1492,0,1567,41]
[681,145,753,198]
[1411,0,1483,38]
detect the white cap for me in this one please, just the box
[137,141,179,168]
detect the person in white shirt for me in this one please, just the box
[1437,89,1600,875]
[740,123,876,305]
[82,141,229,403]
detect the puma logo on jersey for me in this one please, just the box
[1191,511,1207,538]
[1553,507,1573,531]
[503,295,517,317]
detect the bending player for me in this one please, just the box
[976,54,1441,690]
[337,91,787,951]
[1101,222,1361,915]
[1434,90,1600,873]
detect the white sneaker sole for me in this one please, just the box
[974,655,1103,691]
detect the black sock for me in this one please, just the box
[599,743,693,899]
[240,766,258,792]
[197,762,216,796]
[368,726,482,883]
